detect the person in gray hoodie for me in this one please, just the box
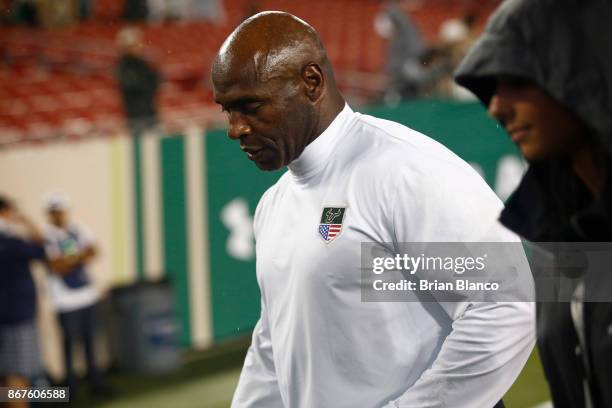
[455,0,612,407]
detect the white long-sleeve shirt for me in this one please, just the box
[232,104,535,408]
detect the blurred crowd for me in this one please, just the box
[0,0,495,141]
[376,0,480,103]
[0,0,225,26]
[0,193,109,407]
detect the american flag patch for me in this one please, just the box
[319,207,346,242]
[319,224,342,241]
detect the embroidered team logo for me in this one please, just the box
[318,207,346,242]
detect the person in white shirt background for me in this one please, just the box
[43,193,108,396]
[212,11,535,408]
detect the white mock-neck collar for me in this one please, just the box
[288,103,353,182]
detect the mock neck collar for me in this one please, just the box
[288,103,353,182]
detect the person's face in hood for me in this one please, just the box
[488,76,588,162]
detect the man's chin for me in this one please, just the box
[518,141,548,162]
[254,159,281,171]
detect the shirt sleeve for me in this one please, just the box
[383,166,535,407]
[0,235,46,262]
[44,228,61,260]
[231,299,284,408]
[383,300,534,408]
[73,223,95,248]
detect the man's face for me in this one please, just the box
[48,209,67,227]
[488,77,587,161]
[0,206,15,220]
[212,65,315,171]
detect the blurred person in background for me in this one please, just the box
[0,195,46,408]
[455,0,612,406]
[0,0,15,24]
[374,0,426,102]
[438,14,473,65]
[43,193,108,397]
[435,12,478,100]
[148,0,225,23]
[78,0,93,20]
[124,0,147,21]
[188,0,226,24]
[115,26,160,134]
[14,0,38,26]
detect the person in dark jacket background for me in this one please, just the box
[115,27,160,134]
[0,195,46,407]
[375,0,426,101]
[455,0,612,407]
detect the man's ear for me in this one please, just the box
[302,63,324,102]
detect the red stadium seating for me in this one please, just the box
[0,0,499,145]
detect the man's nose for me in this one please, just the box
[228,112,251,140]
[487,91,512,126]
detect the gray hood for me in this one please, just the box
[455,0,612,155]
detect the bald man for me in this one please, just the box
[212,12,534,408]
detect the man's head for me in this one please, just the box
[117,27,144,56]
[487,76,588,162]
[0,195,14,219]
[45,194,69,228]
[211,11,344,171]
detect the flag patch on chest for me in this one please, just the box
[318,207,346,242]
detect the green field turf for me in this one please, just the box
[67,340,551,408]
[505,350,551,407]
